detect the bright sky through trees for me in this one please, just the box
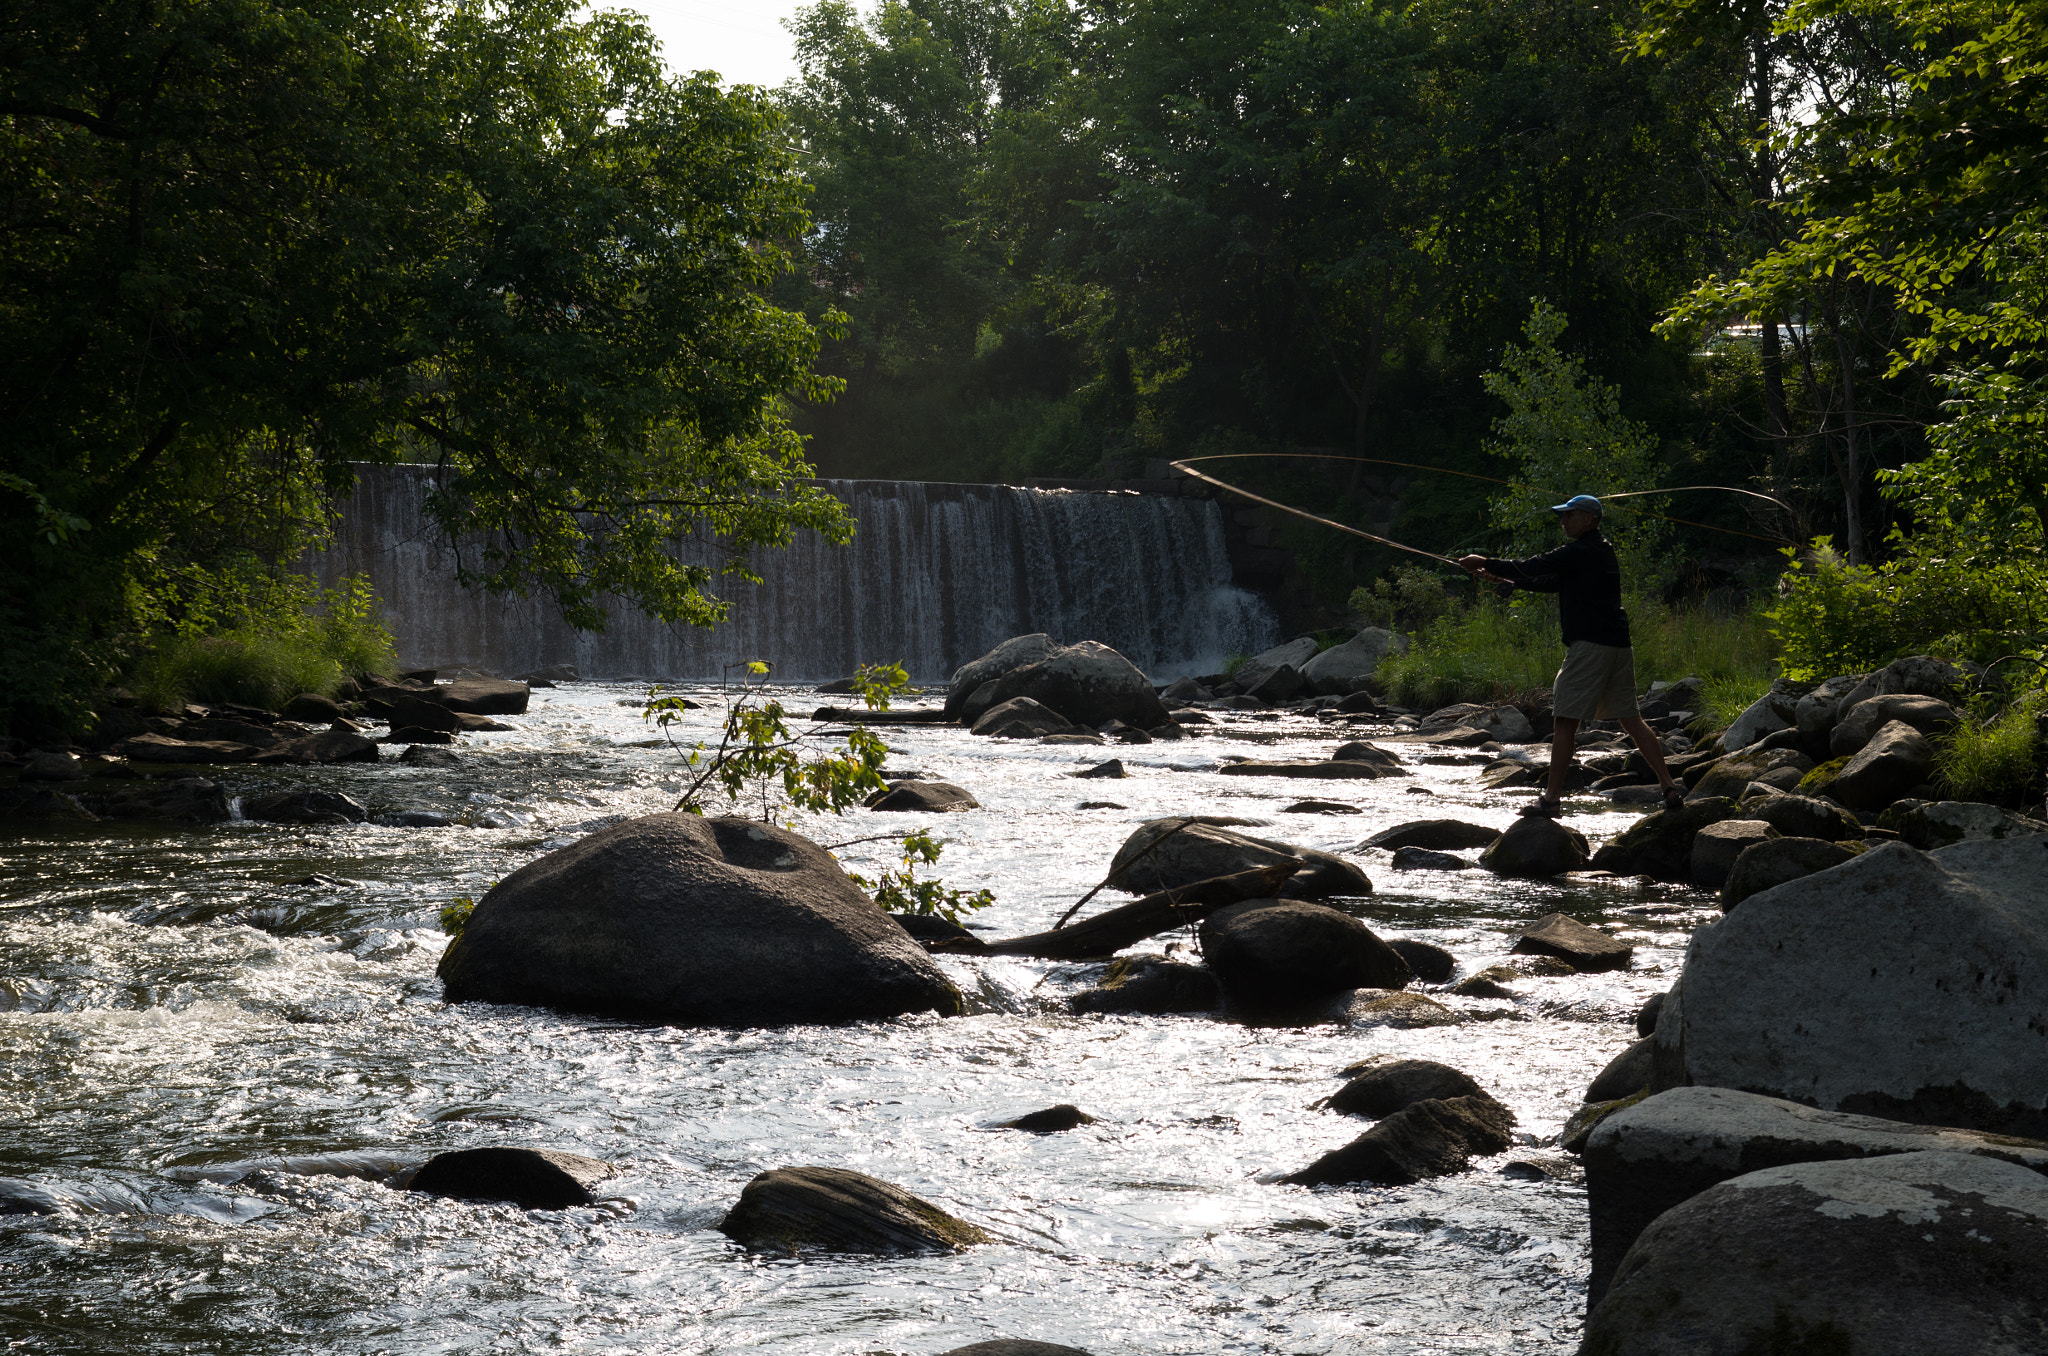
[629,0,816,87]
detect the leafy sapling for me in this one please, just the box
[846,828,995,925]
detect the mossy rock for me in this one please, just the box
[1797,755,1850,796]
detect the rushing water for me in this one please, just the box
[0,689,1715,1355]
[311,469,1278,682]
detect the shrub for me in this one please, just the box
[1347,563,1462,633]
[127,572,398,712]
[1935,693,2045,806]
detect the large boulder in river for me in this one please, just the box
[1299,628,1409,695]
[1587,798,1744,882]
[1581,1151,2048,1355]
[1581,1085,2048,1308]
[1660,834,2048,1136]
[1364,819,1499,851]
[407,1147,613,1210]
[717,1165,989,1254]
[437,813,962,1025]
[864,781,979,812]
[956,639,1168,730]
[1330,1057,1489,1118]
[1478,817,1589,877]
[971,696,1081,739]
[1829,719,1935,809]
[1198,900,1411,1007]
[1232,637,1320,694]
[1107,817,1373,899]
[1720,835,1863,908]
[946,634,1061,720]
[435,677,530,716]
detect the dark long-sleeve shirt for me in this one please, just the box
[1483,530,1632,648]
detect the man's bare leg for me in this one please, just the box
[1619,715,1685,803]
[1542,716,1581,806]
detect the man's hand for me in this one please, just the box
[1457,554,1507,585]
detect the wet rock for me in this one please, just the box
[717,1165,989,1254]
[972,696,1081,739]
[1329,740,1403,770]
[433,678,530,716]
[1511,913,1632,972]
[1586,798,1744,882]
[380,726,455,746]
[1720,836,1862,909]
[997,1104,1097,1132]
[1144,722,1186,741]
[967,640,1171,731]
[398,745,461,767]
[1161,676,1208,702]
[1720,682,1803,752]
[1688,818,1777,889]
[407,1147,613,1210]
[377,809,453,827]
[1108,817,1373,900]
[521,664,580,684]
[1449,970,1518,999]
[945,634,1061,720]
[1344,991,1460,1027]
[1585,1037,1655,1102]
[252,730,381,764]
[1883,799,2048,850]
[1794,673,1868,736]
[1282,799,1360,814]
[1245,663,1307,704]
[1363,819,1498,851]
[1666,835,2048,1136]
[937,1344,1095,1356]
[1581,1151,2048,1354]
[452,712,514,733]
[1479,817,1590,877]
[244,787,370,826]
[437,813,962,1026]
[1391,845,1471,871]
[1071,759,1125,779]
[865,781,980,812]
[1561,1089,1652,1155]
[1581,1085,2048,1310]
[377,694,460,733]
[1199,900,1411,1007]
[1283,1095,1516,1186]
[110,732,260,764]
[1335,689,1383,714]
[1039,732,1105,746]
[1743,791,1863,841]
[1330,1057,1488,1118]
[888,913,984,951]
[1635,991,1665,1037]
[1299,628,1408,695]
[1386,938,1455,983]
[1218,759,1397,780]
[280,692,345,724]
[21,751,87,782]
[1101,719,1153,744]
[1469,705,1536,743]
[71,776,232,824]
[1074,800,1125,810]
[1068,957,1220,1015]
[1233,637,1320,695]
[1828,720,1938,812]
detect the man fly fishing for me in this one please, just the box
[1457,496,1686,818]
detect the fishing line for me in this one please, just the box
[1167,454,1801,555]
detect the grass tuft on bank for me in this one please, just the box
[1935,693,2044,806]
[1374,595,1776,713]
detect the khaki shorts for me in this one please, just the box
[1552,641,1640,721]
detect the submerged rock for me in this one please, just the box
[1588,798,1743,881]
[437,814,962,1026]
[407,1147,613,1210]
[864,781,979,812]
[1480,818,1590,877]
[1330,1057,1489,1118]
[244,786,369,826]
[1068,957,1219,1015]
[1199,900,1411,1006]
[1363,819,1499,851]
[937,1344,1095,1356]
[996,1104,1097,1132]
[1511,913,1632,972]
[1108,817,1372,900]
[1391,845,1471,871]
[717,1165,989,1254]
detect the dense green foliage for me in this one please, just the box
[1935,692,2044,806]
[1,0,850,733]
[128,574,398,712]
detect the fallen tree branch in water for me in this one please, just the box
[955,863,1300,961]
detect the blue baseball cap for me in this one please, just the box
[1549,494,1602,515]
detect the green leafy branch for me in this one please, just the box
[846,828,994,925]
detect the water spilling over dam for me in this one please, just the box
[311,465,1278,681]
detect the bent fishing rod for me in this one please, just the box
[1166,454,1800,567]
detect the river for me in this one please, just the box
[0,685,1709,1354]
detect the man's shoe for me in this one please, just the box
[1519,796,1562,818]
[1661,785,1687,813]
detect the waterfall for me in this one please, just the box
[310,465,1278,682]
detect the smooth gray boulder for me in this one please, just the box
[1581,1151,2048,1354]
[717,1165,989,1254]
[1884,799,2048,850]
[1299,628,1408,694]
[1581,1085,2048,1309]
[1385,938,1455,983]
[973,640,1170,730]
[407,1147,613,1211]
[1720,682,1801,751]
[1233,637,1320,695]
[1284,1096,1515,1186]
[1793,672,1868,735]
[1663,834,2048,1136]
[1687,819,1777,889]
[1512,913,1632,972]
[434,678,530,716]
[1588,798,1743,881]
[437,814,962,1025]
[1720,835,1862,908]
[1068,958,1220,1015]
[1107,817,1373,899]
[864,781,979,812]
[1364,819,1499,851]
[1469,705,1536,743]
[1829,692,1961,756]
[971,696,1081,739]
[1743,791,1863,841]
[1198,900,1411,1006]
[1391,845,1470,871]
[945,634,1059,720]
[1244,663,1306,703]
[1829,719,1934,809]
[1479,817,1590,877]
[1328,740,1402,769]
[1874,653,1970,701]
[1585,1038,1655,1102]
[243,786,370,826]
